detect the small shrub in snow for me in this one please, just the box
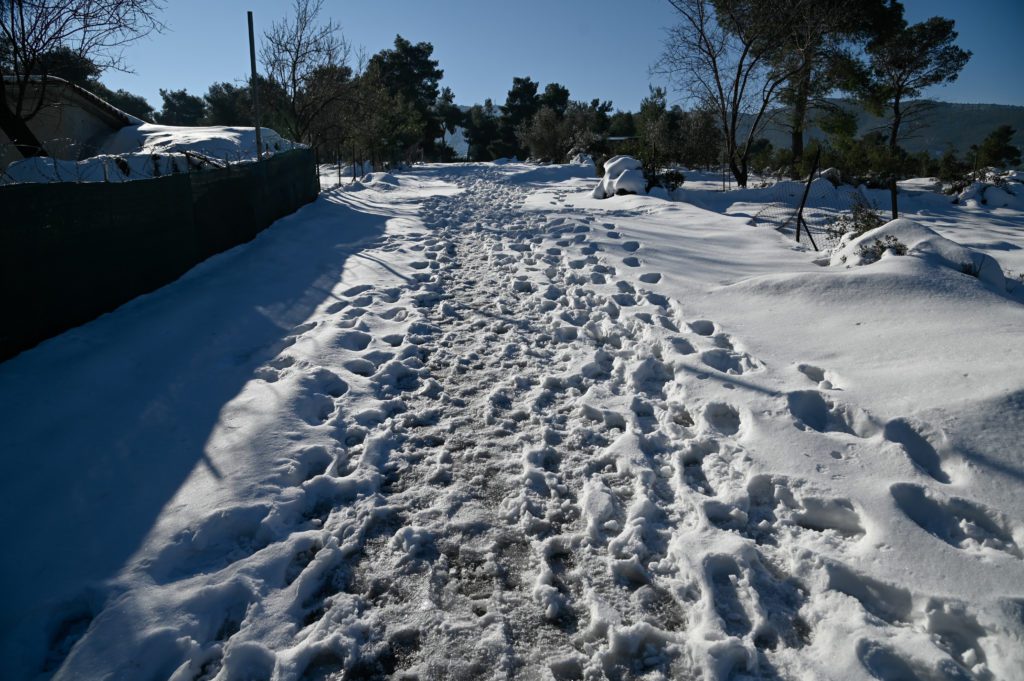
[659,169,685,192]
[827,194,885,242]
[856,235,907,263]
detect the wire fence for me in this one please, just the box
[749,153,886,252]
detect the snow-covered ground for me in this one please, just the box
[1,162,1022,681]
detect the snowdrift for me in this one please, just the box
[831,218,1005,287]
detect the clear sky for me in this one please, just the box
[102,0,1024,113]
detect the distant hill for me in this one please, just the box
[756,99,1024,157]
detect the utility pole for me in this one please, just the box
[247,11,263,163]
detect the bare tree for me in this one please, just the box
[656,0,808,186]
[259,0,350,146]
[0,0,164,157]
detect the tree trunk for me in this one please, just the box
[0,104,47,159]
[890,177,898,220]
[790,71,811,165]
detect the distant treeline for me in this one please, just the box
[4,0,1021,204]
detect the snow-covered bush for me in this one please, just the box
[592,156,647,199]
[831,218,1005,287]
[947,168,1023,208]
[826,193,885,242]
[856,235,907,263]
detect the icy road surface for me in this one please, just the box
[2,163,1023,681]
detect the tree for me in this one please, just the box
[366,35,443,159]
[91,82,153,120]
[155,88,205,125]
[769,0,904,165]
[850,16,970,217]
[538,82,570,117]
[976,125,1021,169]
[435,85,461,153]
[563,98,612,156]
[0,0,164,157]
[608,110,636,138]
[636,86,682,180]
[657,0,808,187]
[681,105,720,169]
[495,76,540,159]
[518,106,567,161]
[463,98,500,161]
[202,82,250,126]
[260,0,350,147]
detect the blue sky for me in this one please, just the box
[103,0,1024,112]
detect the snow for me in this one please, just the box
[101,123,294,161]
[831,218,1005,287]
[2,123,298,185]
[1,161,1023,681]
[593,155,647,199]
[1,152,221,185]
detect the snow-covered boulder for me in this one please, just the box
[592,155,646,199]
[831,218,1005,287]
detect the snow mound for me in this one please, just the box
[592,155,646,199]
[569,152,594,167]
[956,181,1024,209]
[340,161,372,178]
[101,123,294,162]
[831,218,1005,286]
[2,152,220,185]
[361,172,399,188]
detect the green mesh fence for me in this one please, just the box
[0,149,319,360]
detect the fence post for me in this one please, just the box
[795,148,821,251]
[247,11,263,163]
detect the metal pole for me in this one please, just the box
[247,11,263,163]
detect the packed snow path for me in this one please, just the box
[3,165,1022,681]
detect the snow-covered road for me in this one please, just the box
[2,164,1022,681]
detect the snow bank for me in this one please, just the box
[592,155,646,199]
[831,218,1005,287]
[101,123,294,162]
[361,172,400,188]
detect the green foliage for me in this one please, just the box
[538,83,570,117]
[976,125,1021,169]
[827,193,885,241]
[156,88,206,126]
[857,235,907,263]
[518,106,567,161]
[608,111,636,138]
[202,82,251,126]
[636,86,685,186]
[463,99,500,161]
[367,35,444,156]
